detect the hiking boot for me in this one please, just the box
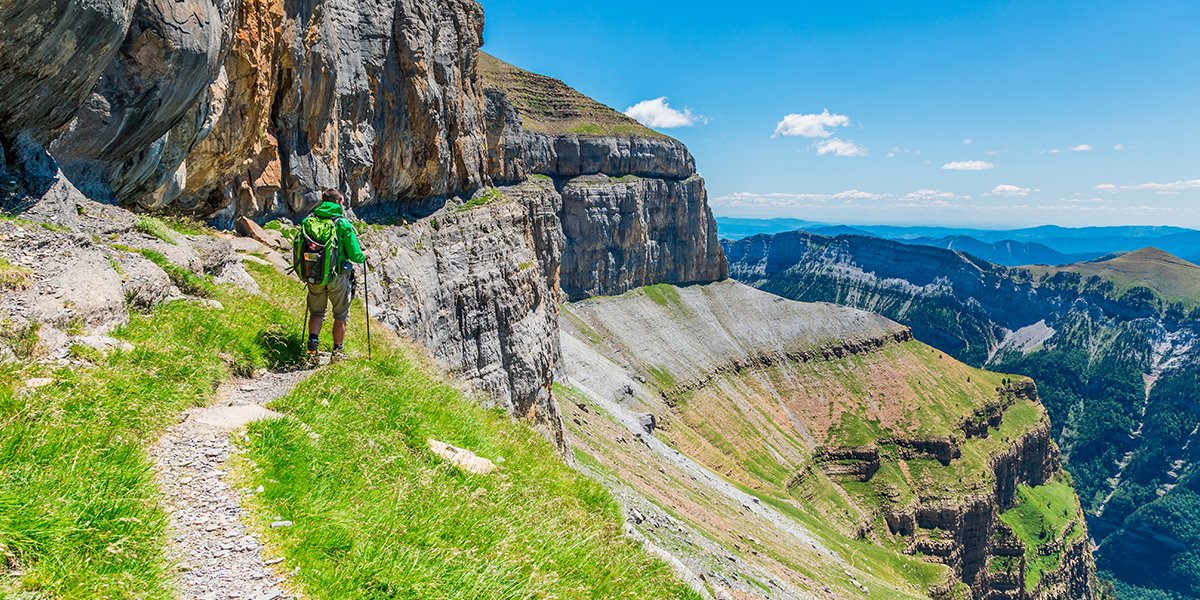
[331,345,346,363]
[307,336,320,366]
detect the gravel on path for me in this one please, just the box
[151,369,313,600]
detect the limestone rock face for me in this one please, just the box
[558,175,725,300]
[49,0,236,202]
[167,0,490,218]
[0,0,138,143]
[361,185,564,446]
[481,54,727,300]
[1,0,489,219]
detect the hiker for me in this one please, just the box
[294,189,367,363]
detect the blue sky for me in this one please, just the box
[479,0,1200,228]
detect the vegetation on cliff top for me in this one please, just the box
[1000,480,1087,591]
[479,52,668,138]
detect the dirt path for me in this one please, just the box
[151,369,313,600]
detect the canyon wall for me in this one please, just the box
[0,0,726,436]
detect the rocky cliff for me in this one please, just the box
[480,53,726,300]
[2,0,488,215]
[724,229,1200,597]
[0,0,727,439]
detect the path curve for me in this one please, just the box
[151,369,313,599]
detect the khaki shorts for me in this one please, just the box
[306,268,354,321]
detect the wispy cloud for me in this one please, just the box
[1095,179,1200,193]
[713,188,973,208]
[962,138,973,145]
[624,97,703,128]
[1041,143,1094,154]
[712,190,884,207]
[903,188,972,200]
[942,160,995,171]
[885,147,919,159]
[815,138,868,157]
[986,184,1039,197]
[1113,144,1126,151]
[773,109,850,138]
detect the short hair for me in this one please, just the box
[322,188,344,204]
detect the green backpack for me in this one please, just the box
[293,216,345,285]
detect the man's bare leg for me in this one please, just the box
[332,319,346,347]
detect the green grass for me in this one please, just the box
[235,336,700,598]
[158,216,214,236]
[0,257,32,290]
[262,219,299,244]
[999,479,1084,591]
[134,216,177,245]
[1025,247,1200,308]
[528,174,552,182]
[0,213,69,232]
[643,283,682,308]
[456,188,506,213]
[2,252,694,598]
[0,261,307,598]
[645,364,678,390]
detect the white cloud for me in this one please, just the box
[904,188,972,200]
[1095,179,1200,193]
[623,97,701,128]
[962,138,973,145]
[773,109,850,138]
[986,184,1039,197]
[942,160,995,171]
[1114,144,1126,151]
[712,190,885,207]
[815,138,868,157]
[1070,144,1093,152]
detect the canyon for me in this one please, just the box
[0,1,1098,597]
[725,229,1200,597]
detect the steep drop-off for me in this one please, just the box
[558,281,1096,599]
[0,2,1101,598]
[724,230,1200,597]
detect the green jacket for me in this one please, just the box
[311,201,366,264]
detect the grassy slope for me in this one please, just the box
[560,286,1074,596]
[1025,247,1200,307]
[0,255,302,597]
[0,231,696,598]
[479,52,667,138]
[1000,480,1087,591]
[235,333,697,598]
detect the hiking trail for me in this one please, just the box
[151,368,314,600]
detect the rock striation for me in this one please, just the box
[360,181,564,445]
[0,1,727,436]
[1,0,489,217]
[481,53,726,300]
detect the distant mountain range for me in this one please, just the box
[723,230,1200,598]
[715,217,1200,266]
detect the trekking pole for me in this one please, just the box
[362,262,372,359]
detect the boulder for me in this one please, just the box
[234,217,286,251]
[428,438,497,475]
